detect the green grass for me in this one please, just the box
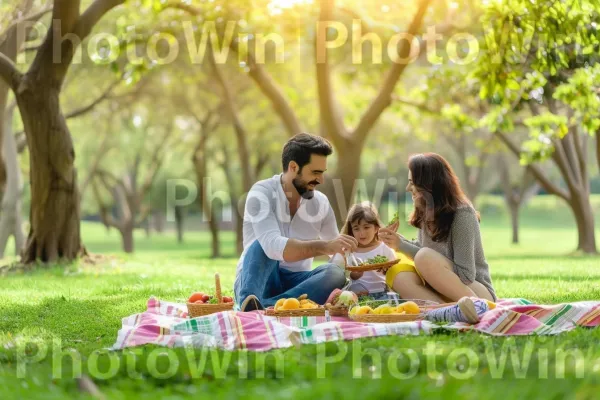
[1,196,600,399]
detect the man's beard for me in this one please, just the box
[293,175,320,199]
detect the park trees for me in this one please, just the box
[474,0,600,253]
[0,0,127,262]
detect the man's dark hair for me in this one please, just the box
[282,133,333,172]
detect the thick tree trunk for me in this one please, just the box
[0,105,25,257]
[322,144,362,228]
[17,86,82,262]
[121,224,134,253]
[569,193,597,254]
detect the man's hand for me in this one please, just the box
[325,234,358,256]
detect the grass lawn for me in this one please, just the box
[1,196,600,399]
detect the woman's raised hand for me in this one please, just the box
[386,220,400,232]
[379,227,401,251]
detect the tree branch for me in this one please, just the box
[0,52,22,91]
[91,178,121,230]
[495,130,570,202]
[352,0,431,144]
[65,79,120,118]
[209,45,254,191]
[316,0,349,146]
[80,132,112,196]
[139,124,172,199]
[74,0,126,39]
[0,4,52,41]
[244,47,302,137]
[393,95,440,115]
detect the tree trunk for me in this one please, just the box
[174,205,184,244]
[596,129,600,174]
[0,105,25,257]
[121,224,134,253]
[194,156,221,258]
[234,201,243,255]
[321,144,363,228]
[569,192,597,254]
[17,86,82,262]
[209,216,220,258]
[508,201,520,244]
[152,211,166,234]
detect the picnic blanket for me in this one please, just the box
[111,297,600,352]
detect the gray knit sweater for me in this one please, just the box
[398,206,497,301]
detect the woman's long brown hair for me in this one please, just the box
[408,153,477,242]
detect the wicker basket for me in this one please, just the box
[348,298,436,323]
[265,307,326,317]
[325,304,349,317]
[350,313,424,323]
[187,273,234,318]
[345,259,400,272]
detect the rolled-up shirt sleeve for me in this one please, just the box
[244,187,288,261]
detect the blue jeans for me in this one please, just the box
[234,240,346,307]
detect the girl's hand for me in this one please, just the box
[379,228,401,251]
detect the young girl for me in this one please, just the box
[331,202,396,299]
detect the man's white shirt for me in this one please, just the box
[235,174,339,287]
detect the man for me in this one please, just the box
[234,133,358,311]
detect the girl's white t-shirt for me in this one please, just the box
[330,242,397,294]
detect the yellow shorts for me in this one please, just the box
[385,253,426,288]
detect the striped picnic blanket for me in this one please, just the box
[111,297,600,351]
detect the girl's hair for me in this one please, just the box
[408,153,477,242]
[341,202,383,240]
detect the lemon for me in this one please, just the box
[402,301,421,314]
[374,304,394,315]
[356,306,373,315]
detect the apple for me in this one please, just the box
[188,292,205,303]
[222,296,233,303]
[201,294,210,303]
[336,291,358,307]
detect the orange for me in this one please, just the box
[281,298,300,310]
[402,301,420,314]
[274,299,286,310]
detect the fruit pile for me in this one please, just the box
[274,295,319,310]
[188,292,233,305]
[349,301,421,316]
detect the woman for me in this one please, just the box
[380,153,496,302]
